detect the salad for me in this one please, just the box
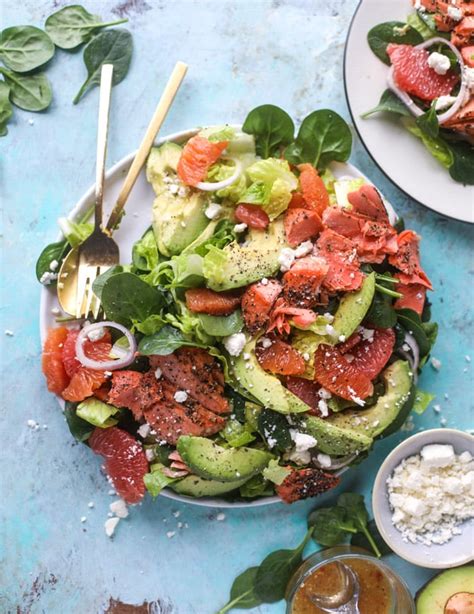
[364,0,474,185]
[39,105,437,506]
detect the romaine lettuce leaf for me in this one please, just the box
[262,459,292,485]
[76,398,119,428]
[244,158,298,219]
[144,463,178,497]
[132,229,160,271]
[199,125,236,142]
[58,217,93,248]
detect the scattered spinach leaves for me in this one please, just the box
[36,239,69,283]
[73,29,133,104]
[0,67,52,111]
[100,272,165,326]
[217,567,262,614]
[239,475,273,499]
[367,21,423,65]
[45,6,128,50]
[198,311,244,337]
[366,290,397,329]
[337,493,382,558]
[0,81,13,135]
[0,25,54,72]
[361,89,411,119]
[242,104,294,158]
[308,506,357,546]
[285,109,352,171]
[351,519,392,556]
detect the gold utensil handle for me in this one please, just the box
[105,61,188,233]
[95,64,114,230]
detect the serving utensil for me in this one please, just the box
[308,562,361,614]
[57,61,188,317]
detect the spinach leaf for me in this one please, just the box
[308,507,357,547]
[285,110,352,171]
[0,25,54,72]
[351,519,392,556]
[138,324,205,356]
[416,103,439,139]
[36,239,69,283]
[239,475,273,498]
[242,104,294,158]
[64,401,94,442]
[198,311,243,337]
[132,313,166,336]
[45,6,128,50]
[257,407,291,452]
[0,68,52,111]
[92,265,124,300]
[361,89,411,119]
[404,117,453,169]
[217,567,262,614]
[448,140,474,185]
[100,272,164,326]
[254,528,314,602]
[337,493,381,557]
[0,81,13,136]
[366,291,397,329]
[367,21,423,65]
[73,29,133,104]
[396,308,437,357]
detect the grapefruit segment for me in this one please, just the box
[185,287,241,315]
[42,327,70,395]
[89,427,148,504]
[314,344,373,401]
[177,136,228,186]
[350,328,396,381]
[256,338,306,376]
[297,164,330,215]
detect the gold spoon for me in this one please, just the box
[57,61,188,317]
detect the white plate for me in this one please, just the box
[373,428,474,568]
[40,126,396,507]
[344,0,473,224]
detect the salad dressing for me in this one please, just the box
[291,557,392,614]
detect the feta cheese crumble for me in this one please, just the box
[316,453,332,468]
[216,513,226,521]
[387,444,474,545]
[234,223,247,233]
[278,247,296,272]
[205,203,222,219]
[49,259,59,271]
[294,241,313,258]
[110,499,129,519]
[428,52,451,76]
[287,430,317,465]
[137,423,151,438]
[224,332,246,357]
[104,517,120,537]
[431,357,442,371]
[174,390,188,403]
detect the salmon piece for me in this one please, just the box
[443,96,474,130]
[185,287,242,315]
[177,136,228,186]
[347,185,389,222]
[284,208,323,247]
[389,230,432,289]
[276,468,340,503]
[143,379,226,445]
[462,46,474,67]
[149,347,229,415]
[322,207,363,239]
[316,229,364,292]
[108,370,148,419]
[285,376,323,415]
[94,383,111,403]
[413,0,437,11]
[452,16,474,46]
[256,338,306,376]
[282,256,329,308]
[267,297,318,335]
[298,164,330,215]
[241,279,282,333]
[394,277,427,315]
[288,192,306,209]
[314,344,374,401]
[235,203,270,230]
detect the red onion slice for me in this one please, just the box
[75,321,137,371]
[387,37,467,125]
[196,156,242,191]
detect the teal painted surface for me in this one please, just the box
[0,1,472,612]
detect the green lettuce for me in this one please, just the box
[245,158,298,219]
[262,459,291,485]
[58,217,93,248]
[413,389,435,415]
[132,314,167,336]
[222,419,256,448]
[144,463,179,497]
[199,125,236,142]
[132,229,160,271]
[206,161,248,202]
[76,398,119,428]
[403,118,453,169]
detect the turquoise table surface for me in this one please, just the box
[1,1,473,612]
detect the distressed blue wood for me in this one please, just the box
[1,1,472,612]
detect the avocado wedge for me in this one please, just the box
[170,474,250,497]
[298,415,373,455]
[325,360,413,439]
[177,436,273,482]
[416,566,474,614]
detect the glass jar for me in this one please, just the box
[286,546,415,614]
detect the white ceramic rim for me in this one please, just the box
[372,428,474,568]
[40,125,396,508]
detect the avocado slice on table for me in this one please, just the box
[170,474,250,497]
[146,142,210,256]
[325,360,413,439]
[203,218,287,291]
[416,566,474,614]
[292,273,376,378]
[177,435,273,482]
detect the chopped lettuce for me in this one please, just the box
[262,459,291,485]
[132,229,160,271]
[199,125,236,142]
[334,178,366,208]
[132,313,167,336]
[76,398,119,428]
[58,217,93,248]
[244,158,298,219]
[222,419,256,447]
[413,389,435,415]
[403,118,453,169]
[407,11,438,40]
[201,244,229,288]
[144,463,178,497]
[206,161,248,202]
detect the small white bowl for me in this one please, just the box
[372,429,474,569]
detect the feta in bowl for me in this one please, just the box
[372,429,474,568]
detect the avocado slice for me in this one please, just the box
[416,566,474,614]
[325,360,413,439]
[170,474,249,497]
[231,339,311,414]
[203,218,287,291]
[177,436,273,482]
[147,142,183,194]
[298,415,373,455]
[292,273,376,378]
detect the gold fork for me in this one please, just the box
[75,63,119,319]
